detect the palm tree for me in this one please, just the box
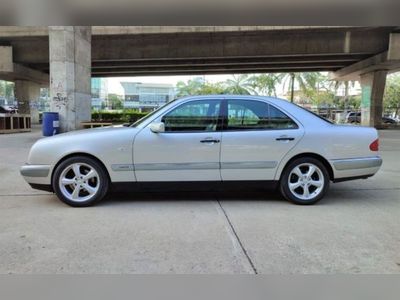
[224,74,255,95]
[283,72,328,103]
[176,77,205,97]
[250,73,284,97]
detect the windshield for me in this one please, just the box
[130,99,178,127]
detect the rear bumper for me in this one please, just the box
[330,156,382,181]
[331,156,382,171]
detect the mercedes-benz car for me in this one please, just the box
[21,95,382,207]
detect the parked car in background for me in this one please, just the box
[0,105,18,114]
[21,95,382,207]
[345,112,361,124]
[382,116,398,124]
[345,111,399,124]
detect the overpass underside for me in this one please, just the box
[0,26,399,131]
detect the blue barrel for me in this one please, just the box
[42,112,60,136]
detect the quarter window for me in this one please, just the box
[226,100,298,130]
[162,100,221,132]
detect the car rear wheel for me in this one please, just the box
[52,156,109,207]
[280,157,329,205]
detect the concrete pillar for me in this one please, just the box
[14,80,41,124]
[49,26,91,132]
[360,70,387,128]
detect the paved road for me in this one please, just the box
[0,127,399,273]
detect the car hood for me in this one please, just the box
[27,125,140,165]
[42,125,136,140]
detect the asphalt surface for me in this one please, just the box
[0,126,399,274]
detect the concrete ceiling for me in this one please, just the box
[0,26,398,78]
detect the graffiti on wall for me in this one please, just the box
[52,93,68,109]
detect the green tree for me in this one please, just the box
[176,77,227,96]
[250,73,283,97]
[108,93,123,110]
[224,74,255,95]
[283,72,329,103]
[176,77,206,97]
[383,73,400,116]
[199,82,226,95]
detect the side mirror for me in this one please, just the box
[149,122,165,133]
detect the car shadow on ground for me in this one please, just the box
[101,189,286,206]
[40,185,382,207]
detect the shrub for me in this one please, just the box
[91,111,148,123]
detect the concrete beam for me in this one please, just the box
[332,33,400,81]
[0,63,49,85]
[0,46,49,84]
[0,26,347,38]
[388,33,400,60]
[331,52,400,81]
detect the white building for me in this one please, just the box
[120,82,175,111]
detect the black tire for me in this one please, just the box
[279,157,330,205]
[52,156,109,207]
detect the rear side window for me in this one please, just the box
[226,100,298,130]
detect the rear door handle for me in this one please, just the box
[200,139,220,144]
[276,137,295,141]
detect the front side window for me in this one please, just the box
[162,100,221,132]
[226,100,298,130]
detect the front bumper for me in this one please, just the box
[20,164,51,177]
[20,164,52,186]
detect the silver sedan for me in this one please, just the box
[21,95,382,207]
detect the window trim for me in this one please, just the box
[221,99,300,132]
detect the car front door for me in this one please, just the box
[220,99,304,181]
[133,99,222,181]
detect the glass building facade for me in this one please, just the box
[91,78,108,110]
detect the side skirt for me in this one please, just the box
[111,181,279,193]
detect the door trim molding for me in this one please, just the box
[221,161,278,169]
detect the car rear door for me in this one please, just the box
[220,99,304,181]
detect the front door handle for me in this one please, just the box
[276,137,295,141]
[200,139,220,144]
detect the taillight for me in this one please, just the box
[369,139,379,151]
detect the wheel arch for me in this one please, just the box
[51,152,111,186]
[279,152,334,181]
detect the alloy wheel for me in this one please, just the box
[58,163,100,203]
[288,163,324,200]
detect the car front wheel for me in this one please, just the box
[52,156,109,207]
[280,157,330,205]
